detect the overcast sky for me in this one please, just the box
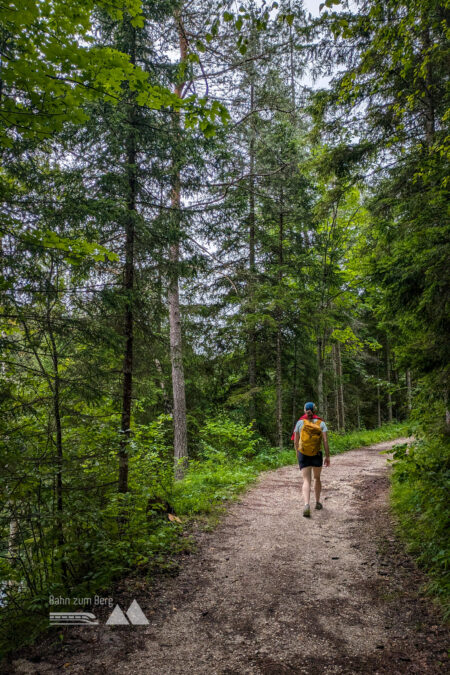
[302,0,322,17]
[301,0,332,89]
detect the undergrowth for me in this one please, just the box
[172,421,408,517]
[390,433,450,621]
[0,420,408,658]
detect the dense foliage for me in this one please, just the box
[0,0,448,655]
[311,0,449,618]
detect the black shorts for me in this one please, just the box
[297,451,323,470]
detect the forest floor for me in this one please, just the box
[7,439,449,674]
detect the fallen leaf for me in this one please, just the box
[168,513,181,523]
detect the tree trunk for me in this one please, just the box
[392,352,399,420]
[47,306,68,585]
[377,357,382,427]
[337,342,345,431]
[377,385,382,427]
[119,181,134,494]
[7,502,18,586]
[386,342,393,423]
[292,339,298,427]
[275,200,284,449]
[288,15,296,110]
[333,343,340,430]
[322,353,328,421]
[446,389,450,435]
[169,238,188,479]
[276,329,283,449]
[406,369,412,413]
[155,267,170,414]
[170,12,188,480]
[248,77,257,427]
[317,336,324,414]
[118,22,137,495]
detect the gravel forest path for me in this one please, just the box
[8,439,449,674]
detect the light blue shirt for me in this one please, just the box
[294,419,328,433]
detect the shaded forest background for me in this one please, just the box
[0,0,448,653]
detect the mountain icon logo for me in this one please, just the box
[106,600,149,626]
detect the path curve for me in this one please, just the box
[8,439,449,674]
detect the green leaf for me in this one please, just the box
[130,14,145,28]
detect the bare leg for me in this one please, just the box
[301,467,312,505]
[313,466,322,503]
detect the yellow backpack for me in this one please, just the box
[299,419,322,456]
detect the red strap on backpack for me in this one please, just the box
[290,414,323,441]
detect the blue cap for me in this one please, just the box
[305,402,315,411]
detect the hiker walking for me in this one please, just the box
[293,402,330,517]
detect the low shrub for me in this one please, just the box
[390,434,450,620]
[198,417,269,460]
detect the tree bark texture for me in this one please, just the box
[406,369,412,413]
[317,336,324,414]
[386,342,393,423]
[377,357,382,427]
[275,202,284,449]
[170,12,188,480]
[337,342,345,431]
[47,305,67,584]
[276,329,283,449]
[248,77,257,427]
[118,22,137,495]
[333,343,340,431]
[291,339,298,428]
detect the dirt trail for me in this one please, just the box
[8,439,449,674]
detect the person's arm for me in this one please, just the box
[322,431,330,467]
[294,430,299,453]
